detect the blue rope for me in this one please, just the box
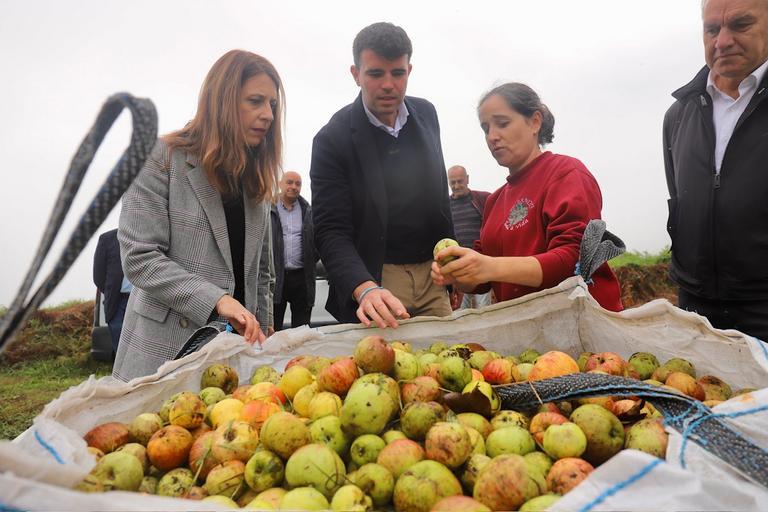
[577,458,663,512]
[573,262,594,285]
[0,503,27,512]
[678,404,768,468]
[33,430,65,465]
[755,336,768,362]
[663,401,702,428]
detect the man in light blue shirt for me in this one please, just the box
[270,171,317,330]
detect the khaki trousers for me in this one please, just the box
[381,261,452,318]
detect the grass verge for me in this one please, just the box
[609,247,671,268]
[0,300,112,439]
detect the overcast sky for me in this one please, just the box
[0,0,704,307]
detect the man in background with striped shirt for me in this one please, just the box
[447,165,492,309]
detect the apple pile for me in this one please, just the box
[75,340,754,511]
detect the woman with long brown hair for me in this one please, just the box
[113,50,284,381]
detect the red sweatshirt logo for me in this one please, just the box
[505,198,534,230]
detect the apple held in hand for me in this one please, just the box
[434,238,460,266]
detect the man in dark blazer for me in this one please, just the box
[310,22,454,328]
[270,171,316,330]
[93,229,132,352]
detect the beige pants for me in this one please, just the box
[381,261,452,318]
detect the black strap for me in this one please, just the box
[577,219,626,281]
[0,93,157,354]
[174,320,230,360]
[496,373,768,489]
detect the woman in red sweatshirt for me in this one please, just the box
[432,83,622,311]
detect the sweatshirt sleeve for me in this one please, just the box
[533,169,603,289]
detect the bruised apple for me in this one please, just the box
[211,420,260,463]
[201,364,239,394]
[473,454,543,511]
[584,352,626,376]
[624,418,669,458]
[425,422,472,468]
[401,376,441,404]
[665,372,705,400]
[259,411,311,460]
[146,425,194,471]
[188,431,219,481]
[84,422,130,454]
[546,457,594,494]
[354,335,395,375]
[169,392,206,430]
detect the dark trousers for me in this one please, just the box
[678,289,768,343]
[107,293,130,353]
[274,269,312,330]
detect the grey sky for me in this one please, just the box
[0,0,703,307]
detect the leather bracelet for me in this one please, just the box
[357,285,384,304]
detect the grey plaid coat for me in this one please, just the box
[113,141,274,381]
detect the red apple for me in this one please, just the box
[529,412,569,446]
[84,422,130,454]
[354,335,395,375]
[528,351,579,381]
[482,358,515,384]
[584,352,626,376]
[317,357,359,396]
[546,457,594,494]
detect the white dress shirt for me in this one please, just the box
[363,100,409,138]
[706,59,768,174]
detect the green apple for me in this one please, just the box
[433,238,460,266]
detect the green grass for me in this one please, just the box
[0,357,111,439]
[0,300,112,439]
[609,247,671,268]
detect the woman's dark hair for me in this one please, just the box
[353,22,412,67]
[479,83,555,145]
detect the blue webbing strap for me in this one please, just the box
[496,373,768,488]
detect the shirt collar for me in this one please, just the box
[707,58,768,98]
[363,100,409,137]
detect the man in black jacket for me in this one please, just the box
[310,22,454,328]
[271,171,316,330]
[93,229,132,352]
[664,0,768,341]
